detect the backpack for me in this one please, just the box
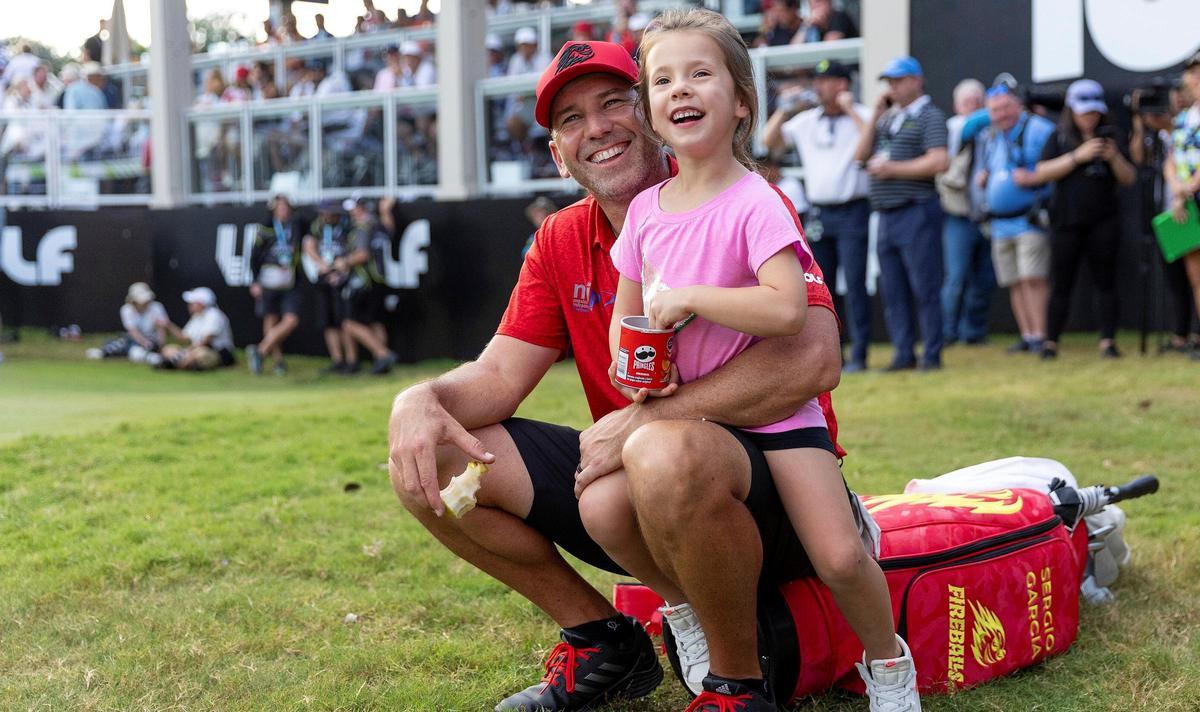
[936,140,975,218]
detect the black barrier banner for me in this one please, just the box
[2,199,537,361]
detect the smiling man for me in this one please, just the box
[387,41,845,711]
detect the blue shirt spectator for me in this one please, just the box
[982,110,1054,239]
[64,64,108,110]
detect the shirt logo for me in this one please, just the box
[557,43,594,74]
[571,281,615,312]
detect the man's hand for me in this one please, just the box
[575,397,652,497]
[872,91,891,119]
[866,156,895,179]
[388,386,496,516]
[1012,167,1036,188]
[835,90,856,115]
[249,282,263,299]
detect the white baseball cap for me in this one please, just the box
[400,40,423,57]
[182,287,216,307]
[485,33,502,51]
[126,282,155,305]
[514,27,538,46]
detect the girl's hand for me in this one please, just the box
[646,287,694,331]
[608,363,679,403]
[1072,138,1105,164]
[1172,194,1190,224]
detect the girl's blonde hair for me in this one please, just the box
[637,7,758,169]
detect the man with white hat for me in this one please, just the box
[400,39,437,87]
[485,33,506,78]
[160,287,235,371]
[507,27,549,76]
[62,62,106,111]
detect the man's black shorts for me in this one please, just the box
[500,417,817,583]
[316,281,344,329]
[257,287,302,319]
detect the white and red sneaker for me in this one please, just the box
[660,602,710,695]
[855,635,922,712]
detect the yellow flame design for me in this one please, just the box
[968,599,1007,667]
[861,490,1024,516]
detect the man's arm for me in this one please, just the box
[576,306,840,489]
[388,335,560,515]
[870,147,949,180]
[762,108,796,154]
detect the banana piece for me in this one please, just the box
[439,460,489,518]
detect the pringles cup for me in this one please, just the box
[614,315,675,391]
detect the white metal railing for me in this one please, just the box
[184,88,438,206]
[0,109,152,208]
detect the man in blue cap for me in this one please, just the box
[853,55,949,371]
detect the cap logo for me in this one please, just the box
[817,60,829,73]
[557,43,594,74]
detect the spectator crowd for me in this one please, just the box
[762,48,1200,371]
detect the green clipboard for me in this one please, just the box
[1153,199,1200,263]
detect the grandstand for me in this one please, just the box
[0,0,867,209]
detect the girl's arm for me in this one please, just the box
[646,247,808,337]
[609,276,643,362]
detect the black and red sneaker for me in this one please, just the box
[494,617,662,711]
[684,676,777,712]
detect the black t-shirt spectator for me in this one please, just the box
[1039,129,1126,229]
[762,23,800,46]
[805,11,858,41]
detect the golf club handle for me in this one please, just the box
[1104,475,1159,504]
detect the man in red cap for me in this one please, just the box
[388,40,844,711]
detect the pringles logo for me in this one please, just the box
[862,490,1025,516]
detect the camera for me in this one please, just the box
[1024,84,1066,113]
[1124,78,1173,115]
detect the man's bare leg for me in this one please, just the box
[391,423,615,627]
[623,420,764,680]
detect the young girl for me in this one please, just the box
[607,9,920,710]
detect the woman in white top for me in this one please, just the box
[86,283,168,362]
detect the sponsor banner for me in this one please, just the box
[1,198,535,360]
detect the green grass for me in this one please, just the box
[1,330,1198,711]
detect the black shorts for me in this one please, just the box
[257,287,302,319]
[346,286,382,324]
[744,427,836,454]
[316,281,344,329]
[501,417,816,584]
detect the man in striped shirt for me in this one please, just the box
[853,56,950,370]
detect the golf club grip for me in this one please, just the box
[1107,475,1159,503]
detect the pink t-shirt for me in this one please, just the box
[611,171,827,434]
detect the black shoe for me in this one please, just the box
[371,352,397,375]
[1006,339,1031,354]
[964,336,988,346]
[246,345,262,374]
[919,360,943,371]
[1101,344,1122,359]
[273,361,288,376]
[342,361,362,375]
[684,676,777,711]
[320,361,345,375]
[494,618,663,712]
[882,361,916,373]
[1040,345,1058,360]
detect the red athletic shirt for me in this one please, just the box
[497,181,845,458]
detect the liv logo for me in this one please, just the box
[0,225,77,286]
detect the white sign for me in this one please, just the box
[0,225,77,286]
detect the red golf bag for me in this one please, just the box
[635,488,1091,701]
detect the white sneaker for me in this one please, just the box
[855,635,921,712]
[85,348,104,360]
[659,602,709,695]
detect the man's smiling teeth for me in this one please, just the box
[672,109,703,123]
[589,145,626,163]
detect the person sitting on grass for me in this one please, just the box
[86,282,168,363]
[157,287,235,371]
[387,38,844,712]
[247,194,305,376]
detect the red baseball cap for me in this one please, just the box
[534,41,639,129]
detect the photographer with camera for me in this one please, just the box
[1129,80,1199,353]
[1164,53,1200,360]
[1014,79,1136,360]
